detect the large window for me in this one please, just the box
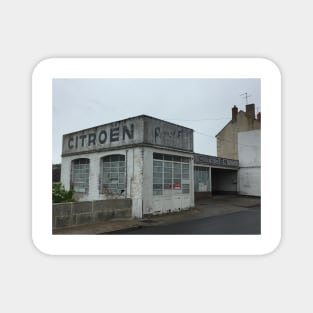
[71,158,90,193]
[194,167,210,192]
[100,154,126,196]
[153,153,190,195]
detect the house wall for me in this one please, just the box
[216,107,261,159]
[238,168,260,196]
[238,130,261,196]
[216,122,238,160]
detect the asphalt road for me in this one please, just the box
[117,206,260,235]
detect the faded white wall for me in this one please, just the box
[238,168,261,196]
[128,147,144,218]
[61,148,130,202]
[61,145,195,217]
[143,147,194,215]
[238,130,261,196]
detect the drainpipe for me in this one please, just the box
[125,149,128,199]
[141,148,144,218]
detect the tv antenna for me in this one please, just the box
[240,92,251,105]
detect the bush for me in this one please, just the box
[52,183,75,203]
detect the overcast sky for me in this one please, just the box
[52,79,260,164]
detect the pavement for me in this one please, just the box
[52,195,260,235]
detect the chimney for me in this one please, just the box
[232,105,238,122]
[246,103,255,120]
[257,112,261,121]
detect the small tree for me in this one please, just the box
[52,183,75,203]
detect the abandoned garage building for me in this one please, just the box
[60,115,239,218]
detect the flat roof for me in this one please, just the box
[64,114,194,137]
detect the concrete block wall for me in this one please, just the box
[52,199,132,229]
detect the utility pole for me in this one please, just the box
[240,92,251,105]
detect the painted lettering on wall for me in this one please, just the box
[154,126,184,143]
[194,154,239,168]
[154,127,160,143]
[67,124,134,150]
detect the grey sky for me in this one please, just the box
[53,78,260,164]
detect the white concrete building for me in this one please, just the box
[61,115,194,218]
[194,154,239,199]
[60,114,243,219]
[238,129,261,196]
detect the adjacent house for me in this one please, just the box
[215,104,261,197]
[215,103,261,160]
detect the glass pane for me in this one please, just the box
[153,153,163,160]
[182,184,190,194]
[71,158,89,193]
[100,155,126,195]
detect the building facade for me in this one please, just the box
[61,115,195,218]
[216,103,261,159]
[194,154,239,199]
[60,114,244,218]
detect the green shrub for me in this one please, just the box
[52,183,75,203]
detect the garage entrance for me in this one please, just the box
[193,153,239,199]
[211,168,238,195]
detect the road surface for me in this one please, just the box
[115,206,260,235]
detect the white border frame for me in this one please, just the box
[32,58,281,255]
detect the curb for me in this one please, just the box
[98,225,143,234]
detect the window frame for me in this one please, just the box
[153,153,191,196]
[99,154,126,197]
[70,158,90,193]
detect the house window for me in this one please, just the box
[153,153,190,195]
[100,154,126,196]
[71,158,90,193]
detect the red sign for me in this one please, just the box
[173,183,181,190]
